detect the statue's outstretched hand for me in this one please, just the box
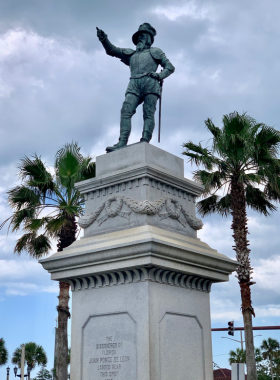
[147,72,160,80]
[96,27,107,41]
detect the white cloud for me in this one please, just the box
[152,2,212,21]
[254,257,280,292]
[0,259,45,280]
[4,282,58,296]
[210,297,243,322]
[254,306,280,318]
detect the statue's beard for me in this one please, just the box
[136,41,146,51]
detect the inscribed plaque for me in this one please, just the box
[82,312,137,380]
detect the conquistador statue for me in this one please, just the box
[97,23,175,152]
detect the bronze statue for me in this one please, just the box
[97,23,175,152]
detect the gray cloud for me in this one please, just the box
[1,0,280,374]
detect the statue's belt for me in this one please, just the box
[130,73,153,79]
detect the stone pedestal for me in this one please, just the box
[40,143,238,380]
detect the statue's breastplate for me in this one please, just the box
[130,49,158,77]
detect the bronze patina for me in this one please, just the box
[97,23,175,152]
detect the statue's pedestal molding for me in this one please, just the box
[40,143,238,380]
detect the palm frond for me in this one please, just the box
[46,215,70,237]
[255,126,280,155]
[18,155,55,194]
[81,161,96,181]
[55,142,83,166]
[8,186,40,210]
[193,170,228,195]
[182,142,219,170]
[197,194,231,217]
[14,233,51,258]
[24,217,50,232]
[264,179,280,201]
[204,118,222,140]
[0,338,8,365]
[9,208,37,232]
[246,185,277,216]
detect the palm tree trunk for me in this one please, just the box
[231,179,257,380]
[56,215,77,380]
[56,281,70,380]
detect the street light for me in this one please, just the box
[6,366,10,380]
[13,366,28,378]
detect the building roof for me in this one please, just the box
[213,368,247,380]
[214,368,231,379]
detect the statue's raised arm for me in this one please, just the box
[96,27,133,65]
[97,23,175,153]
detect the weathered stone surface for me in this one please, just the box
[41,225,237,282]
[96,143,184,178]
[75,143,204,238]
[82,313,136,380]
[40,144,238,380]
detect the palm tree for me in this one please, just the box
[12,342,47,375]
[0,338,8,366]
[182,112,280,380]
[261,338,280,379]
[34,365,52,379]
[1,143,95,380]
[229,348,246,364]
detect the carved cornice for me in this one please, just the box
[67,266,213,293]
[75,166,204,196]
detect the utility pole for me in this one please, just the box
[20,345,25,380]
[240,330,244,351]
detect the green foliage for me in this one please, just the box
[12,342,47,370]
[33,365,52,379]
[228,348,246,364]
[261,338,280,378]
[0,338,8,366]
[182,111,280,217]
[1,142,95,258]
[228,346,275,379]
[261,338,280,360]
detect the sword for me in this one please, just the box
[158,75,164,143]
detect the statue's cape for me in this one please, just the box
[122,47,165,61]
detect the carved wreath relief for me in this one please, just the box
[78,196,203,230]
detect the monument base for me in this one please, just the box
[40,143,238,380]
[41,225,237,380]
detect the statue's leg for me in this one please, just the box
[106,93,140,153]
[141,94,158,143]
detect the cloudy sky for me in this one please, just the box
[1,0,280,375]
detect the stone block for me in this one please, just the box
[96,142,184,178]
[75,143,204,238]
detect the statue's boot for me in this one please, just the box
[140,94,157,143]
[140,131,152,143]
[106,137,128,153]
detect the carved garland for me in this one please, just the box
[78,196,203,230]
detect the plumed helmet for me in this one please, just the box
[132,23,157,45]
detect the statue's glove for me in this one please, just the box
[96,27,108,42]
[147,72,160,80]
